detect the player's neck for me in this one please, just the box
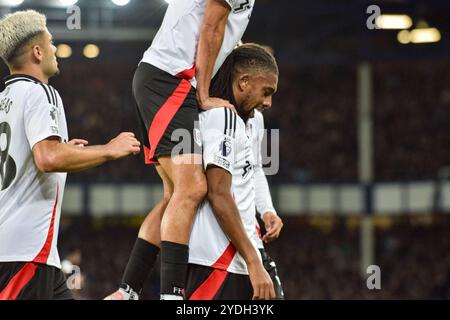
[10,65,49,84]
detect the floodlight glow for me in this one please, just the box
[0,0,25,7]
[376,15,412,30]
[56,44,72,59]
[397,30,411,44]
[410,28,441,44]
[83,44,100,59]
[111,0,130,6]
[59,0,78,6]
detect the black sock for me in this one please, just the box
[160,241,189,297]
[121,238,160,294]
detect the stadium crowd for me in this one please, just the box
[59,215,450,300]
[41,58,450,184]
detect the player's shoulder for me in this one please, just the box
[200,107,233,124]
[200,107,237,136]
[4,75,59,106]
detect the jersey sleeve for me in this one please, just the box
[254,111,265,168]
[200,108,237,174]
[24,85,63,149]
[252,111,278,216]
[222,0,234,9]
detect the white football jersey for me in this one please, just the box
[0,74,68,269]
[189,108,260,275]
[141,0,255,84]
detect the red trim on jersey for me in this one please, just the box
[176,65,195,80]
[33,185,58,264]
[0,262,38,300]
[188,243,237,300]
[147,79,192,164]
[212,243,236,270]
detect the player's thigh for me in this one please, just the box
[158,154,205,193]
[156,164,174,199]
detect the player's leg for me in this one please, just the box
[105,165,172,300]
[132,62,207,299]
[157,154,207,299]
[137,165,173,245]
[119,165,173,297]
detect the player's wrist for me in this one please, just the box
[244,251,262,266]
[197,94,209,107]
[261,210,277,219]
[102,144,115,160]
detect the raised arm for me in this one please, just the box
[196,0,234,111]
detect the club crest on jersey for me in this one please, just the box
[49,106,59,134]
[220,137,232,157]
[229,0,252,13]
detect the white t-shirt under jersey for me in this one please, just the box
[0,74,68,269]
[189,108,260,275]
[141,0,255,84]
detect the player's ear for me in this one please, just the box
[31,44,44,63]
[31,33,47,63]
[238,74,250,91]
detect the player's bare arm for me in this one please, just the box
[206,165,276,300]
[196,0,234,111]
[32,132,140,173]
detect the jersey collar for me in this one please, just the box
[3,74,42,87]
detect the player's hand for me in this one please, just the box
[262,212,283,243]
[106,132,141,159]
[247,261,275,300]
[68,139,88,147]
[198,96,236,113]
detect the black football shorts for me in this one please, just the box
[132,62,201,165]
[0,262,73,300]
